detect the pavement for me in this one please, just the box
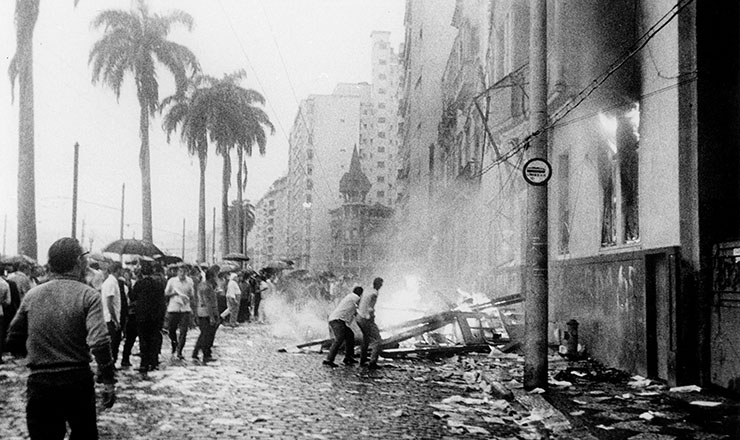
[0,322,738,439]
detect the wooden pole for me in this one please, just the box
[120,183,125,239]
[71,142,79,239]
[181,218,186,260]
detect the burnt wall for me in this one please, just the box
[551,253,647,375]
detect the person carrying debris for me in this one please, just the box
[357,277,384,369]
[323,286,363,367]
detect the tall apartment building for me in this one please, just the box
[250,176,288,270]
[396,0,458,272]
[284,32,402,272]
[285,88,364,270]
[364,31,402,207]
[397,0,740,391]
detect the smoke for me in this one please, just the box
[262,293,331,342]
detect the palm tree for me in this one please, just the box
[89,0,198,243]
[208,71,274,256]
[161,71,272,260]
[9,0,80,258]
[161,76,209,262]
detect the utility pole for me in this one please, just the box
[2,214,6,255]
[120,183,125,239]
[71,142,80,239]
[524,0,549,390]
[181,218,186,260]
[212,207,216,264]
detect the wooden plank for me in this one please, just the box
[378,316,456,348]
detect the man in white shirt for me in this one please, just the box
[164,264,195,359]
[220,272,242,327]
[357,277,384,369]
[323,286,363,367]
[101,262,123,364]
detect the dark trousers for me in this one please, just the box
[167,312,190,356]
[357,317,381,364]
[106,321,121,363]
[326,319,355,363]
[0,314,5,361]
[26,369,97,440]
[121,315,138,365]
[193,317,217,359]
[137,320,161,372]
[253,293,262,320]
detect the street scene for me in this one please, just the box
[2,0,740,439]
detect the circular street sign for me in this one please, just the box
[522,158,552,186]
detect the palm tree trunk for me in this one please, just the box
[139,103,153,243]
[17,39,37,259]
[236,147,245,254]
[197,143,207,263]
[221,152,231,256]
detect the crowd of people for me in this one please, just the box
[0,237,387,439]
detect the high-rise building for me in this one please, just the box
[284,32,402,272]
[251,176,288,269]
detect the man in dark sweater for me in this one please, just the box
[5,237,116,439]
[131,263,166,378]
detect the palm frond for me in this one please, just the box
[90,9,140,33]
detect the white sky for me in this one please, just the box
[0,0,404,261]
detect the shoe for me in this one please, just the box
[322,360,338,368]
[203,356,217,363]
[176,353,185,360]
[120,361,132,368]
[343,358,358,366]
[367,362,381,370]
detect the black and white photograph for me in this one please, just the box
[1,0,738,439]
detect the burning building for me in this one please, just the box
[395,0,740,391]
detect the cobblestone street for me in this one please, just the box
[0,323,548,440]
[2,322,739,440]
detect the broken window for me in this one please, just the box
[598,104,640,247]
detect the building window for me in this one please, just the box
[598,105,640,247]
[377,191,385,198]
[558,153,570,254]
[305,194,312,204]
[378,73,386,80]
[377,161,385,168]
[378,146,385,153]
[378,88,386,94]
[307,149,313,160]
[378,103,386,109]
[307,166,313,175]
[306,179,313,190]
[378,131,386,139]
[377,176,385,183]
[378,117,386,124]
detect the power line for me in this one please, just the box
[215,0,334,213]
[474,0,695,178]
[258,3,341,201]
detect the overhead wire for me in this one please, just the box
[214,0,334,214]
[258,2,342,201]
[473,0,696,178]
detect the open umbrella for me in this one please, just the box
[223,252,250,262]
[156,255,183,266]
[1,254,37,266]
[102,239,164,258]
